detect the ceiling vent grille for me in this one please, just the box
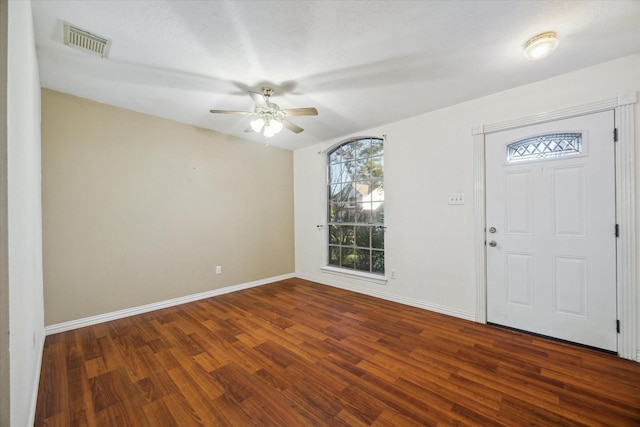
[63,22,111,58]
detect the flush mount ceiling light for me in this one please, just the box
[523,31,558,60]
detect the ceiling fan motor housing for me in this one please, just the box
[255,104,285,123]
[261,86,275,99]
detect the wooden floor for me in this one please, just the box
[36,278,640,426]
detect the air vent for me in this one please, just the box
[63,22,111,58]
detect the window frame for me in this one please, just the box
[322,136,386,284]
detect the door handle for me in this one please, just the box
[489,240,497,247]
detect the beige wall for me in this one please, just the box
[42,89,294,325]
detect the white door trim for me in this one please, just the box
[473,93,638,361]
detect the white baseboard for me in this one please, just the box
[45,271,478,335]
[45,273,295,335]
[296,273,476,322]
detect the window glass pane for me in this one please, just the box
[343,160,356,182]
[371,156,384,178]
[329,149,342,165]
[328,203,339,222]
[356,139,371,158]
[356,249,371,271]
[341,247,356,269]
[371,138,384,156]
[355,157,370,180]
[356,202,372,223]
[331,202,355,223]
[369,182,384,224]
[328,246,340,266]
[355,226,371,248]
[372,227,384,249]
[341,142,355,161]
[373,203,384,224]
[328,162,342,183]
[372,250,384,273]
[339,225,355,246]
[329,183,344,203]
[344,184,357,203]
[370,184,383,205]
[342,206,356,223]
[336,203,356,223]
[355,180,371,197]
[329,225,341,245]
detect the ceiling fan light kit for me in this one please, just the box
[523,31,559,60]
[250,118,265,133]
[252,117,283,137]
[210,86,318,138]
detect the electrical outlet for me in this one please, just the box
[216,266,222,275]
[390,269,397,279]
[448,193,465,205]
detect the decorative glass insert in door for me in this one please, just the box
[507,133,582,163]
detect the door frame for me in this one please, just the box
[473,93,638,361]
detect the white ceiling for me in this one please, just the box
[32,1,640,150]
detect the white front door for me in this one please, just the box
[485,111,617,352]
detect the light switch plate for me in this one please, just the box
[448,193,465,205]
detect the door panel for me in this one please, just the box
[553,255,586,316]
[505,171,533,234]
[486,111,616,351]
[506,252,533,306]
[552,166,586,236]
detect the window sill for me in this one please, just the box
[320,266,388,285]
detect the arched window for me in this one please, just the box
[327,137,384,274]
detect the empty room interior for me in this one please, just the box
[3,0,640,425]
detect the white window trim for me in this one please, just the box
[321,265,388,285]
[473,93,638,361]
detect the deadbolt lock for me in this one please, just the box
[489,227,497,233]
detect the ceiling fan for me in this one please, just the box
[210,86,318,138]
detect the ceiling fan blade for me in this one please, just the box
[282,119,304,134]
[282,107,318,116]
[209,109,252,115]
[248,91,267,107]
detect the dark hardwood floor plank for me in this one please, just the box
[37,411,69,427]
[66,366,97,427]
[371,407,429,427]
[166,347,225,398]
[131,346,179,400]
[141,398,178,427]
[35,341,69,422]
[35,278,640,426]
[159,392,206,427]
[332,408,374,427]
[165,367,222,425]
